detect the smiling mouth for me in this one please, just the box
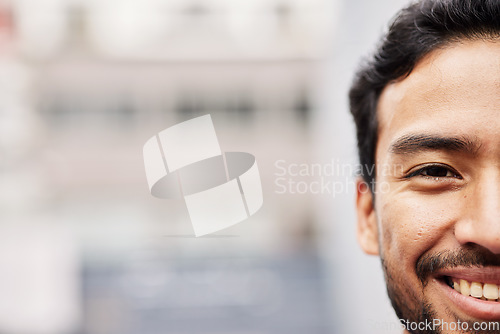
[443,276,500,301]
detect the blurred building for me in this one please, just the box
[3,1,337,333]
[23,0,336,247]
[0,0,412,333]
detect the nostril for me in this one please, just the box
[454,222,500,255]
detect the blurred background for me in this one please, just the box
[0,0,409,333]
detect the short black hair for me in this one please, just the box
[349,0,500,189]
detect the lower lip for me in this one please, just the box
[437,278,500,320]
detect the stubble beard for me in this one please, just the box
[381,247,500,334]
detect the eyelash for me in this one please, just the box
[404,163,462,180]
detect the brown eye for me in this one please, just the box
[405,164,462,180]
[420,166,450,177]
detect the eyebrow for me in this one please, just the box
[389,134,481,156]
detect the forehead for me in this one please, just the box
[376,39,500,158]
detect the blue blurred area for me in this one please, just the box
[82,254,330,334]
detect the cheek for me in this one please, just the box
[377,191,458,266]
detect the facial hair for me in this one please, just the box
[382,245,500,334]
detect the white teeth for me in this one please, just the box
[470,282,483,298]
[452,279,500,301]
[460,279,471,297]
[483,283,499,300]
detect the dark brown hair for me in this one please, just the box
[349,0,500,189]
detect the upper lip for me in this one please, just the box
[435,266,500,284]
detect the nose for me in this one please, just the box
[454,171,500,254]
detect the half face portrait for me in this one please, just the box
[350,0,500,333]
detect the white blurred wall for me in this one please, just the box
[0,0,415,333]
[315,0,412,333]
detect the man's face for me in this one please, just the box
[356,39,500,333]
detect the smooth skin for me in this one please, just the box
[356,38,500,333]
